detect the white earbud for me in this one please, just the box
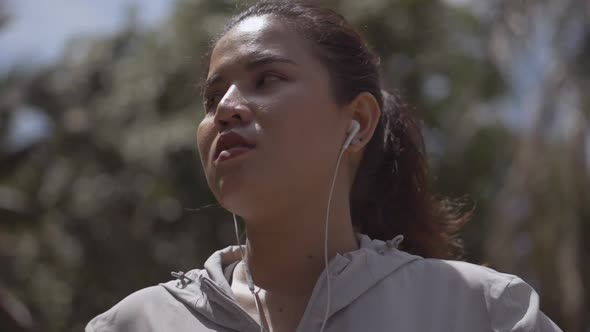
[342,120,361,150]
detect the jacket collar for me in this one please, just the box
[160,245,260,331]
[296,234,421,330]
[160,234,422,331]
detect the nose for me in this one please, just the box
[214,85,253,131]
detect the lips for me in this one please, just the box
[213,131,256,162]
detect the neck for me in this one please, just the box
[241,193,359,296]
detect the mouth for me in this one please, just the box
[213,131,256,164]
[215,145,254,163]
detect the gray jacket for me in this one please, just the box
[85,234,561,331]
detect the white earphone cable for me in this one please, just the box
[233,213,266,332]
[318,141,348,332]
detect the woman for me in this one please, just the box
[86,1,562,331]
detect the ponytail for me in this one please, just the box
[350,90,469,259]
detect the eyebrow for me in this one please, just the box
[245,53,298,70]
[203,53,298,92]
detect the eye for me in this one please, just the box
[255,72,282,89]
[203,94,222,113]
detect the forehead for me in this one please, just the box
[208,15,313,76]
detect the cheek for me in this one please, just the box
[196,119,214,164]
[265,90,340,175]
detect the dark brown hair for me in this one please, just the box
[210,0,470,259]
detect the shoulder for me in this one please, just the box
[381,255,515,312]
[397,257,562,331]
[400,257,526,307]
[85,286,176,332]
[412,258,516,294]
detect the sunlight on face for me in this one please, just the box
[233,15,269,34]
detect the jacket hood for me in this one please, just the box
[159,234,421,331]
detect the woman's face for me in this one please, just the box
[197,15,350,220]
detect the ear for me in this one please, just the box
[345,91,381,152]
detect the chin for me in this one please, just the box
[214,178,262,218]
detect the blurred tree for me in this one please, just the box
[0,5,7,29]
[0,0,587,331]
[482,1,589,330]
[0,4,36,331]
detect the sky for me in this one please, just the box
[0,0,174,151]
[0,0,173,73]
